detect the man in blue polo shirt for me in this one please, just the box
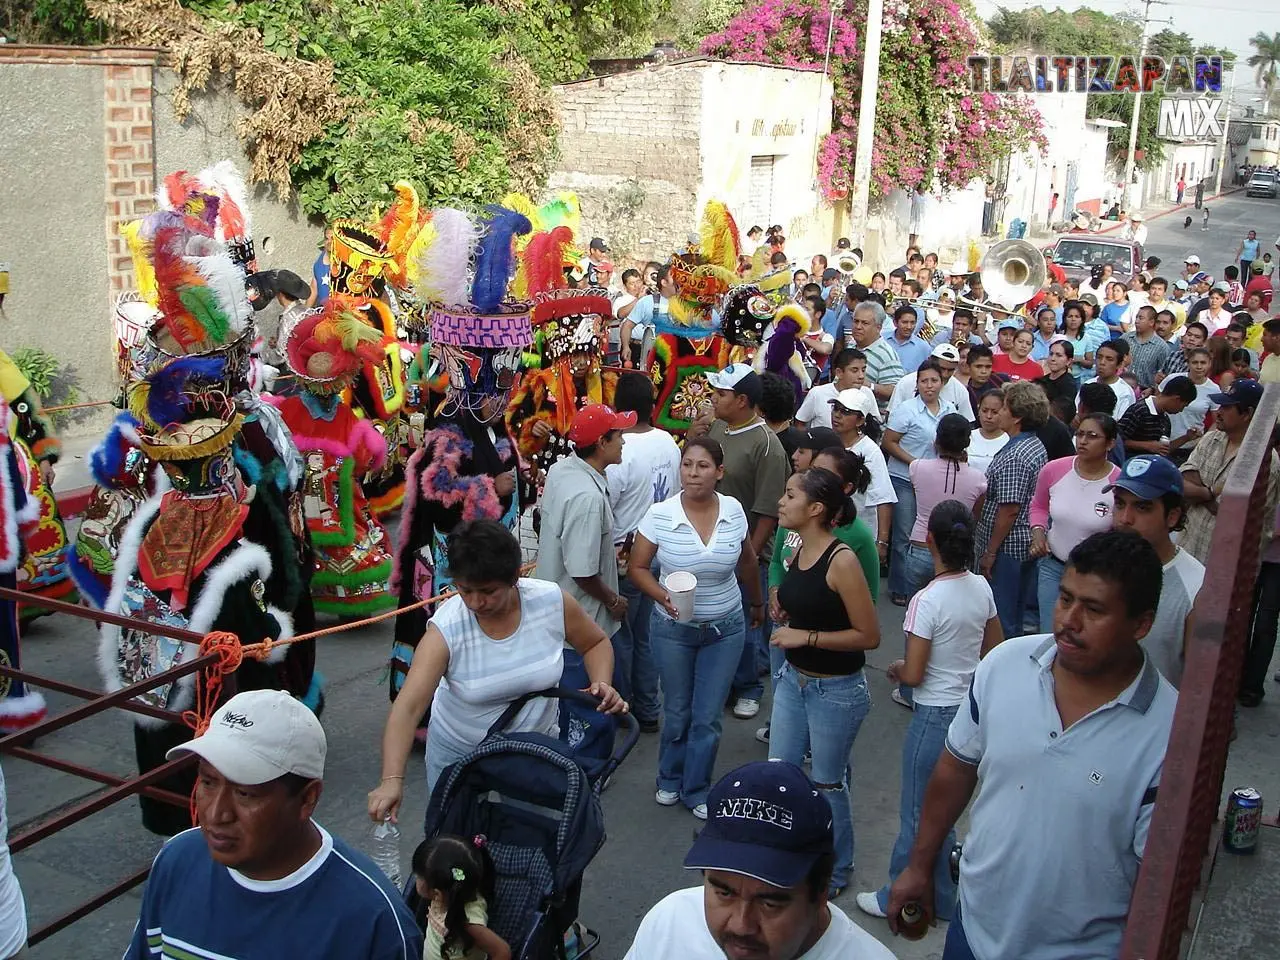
[887,530,1177,959]
[125,690,421,960]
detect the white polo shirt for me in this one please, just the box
[946,634,1176,960]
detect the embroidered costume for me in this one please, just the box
[0,397,47,733]
[390,204,532,701]
[269,298,397,619]
[0,350,77,622]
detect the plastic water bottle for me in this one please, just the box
[370,816,402,887]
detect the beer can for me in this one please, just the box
[407,384,421,408]
[1224,787,1262,853]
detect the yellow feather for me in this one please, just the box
[120,220,158,307]
[699,200,741,272]
[127,381,156,429]
[403,219,437,288]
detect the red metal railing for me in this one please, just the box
[0,587,223,947]
[1122,384,1280,958]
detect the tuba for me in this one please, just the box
[980,239,1046,310]
[836,251,861,276]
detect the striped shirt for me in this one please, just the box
[428,578,566,754]
[637,493,748,622]
[859,336,906,389]
[125,825,422,959]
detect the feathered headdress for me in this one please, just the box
[699,200,742,273]
[374,181,432,287]
[417,208,482,306]
[285,295,389,391]
[471,205,533,311]
[520,227,575,300]
[149,221,252,354]
[159,162,256,270]
[127,356,243,461]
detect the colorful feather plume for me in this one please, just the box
[120,220,159,307]
[286,296,387,381]
[129,356,227,430]
[418,208,481,306]
[521,227,574,299]
[700,200,742,272]
[89,412,142,488]
[500,192,541,236]
[150,224,250,352]
[539,193,581,238]
[471,205,533,311]
[197,161,252,244]
[377,181,421,261]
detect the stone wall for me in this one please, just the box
[549,60,706,268]
[0,46,319,439]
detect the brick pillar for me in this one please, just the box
[103,63,157,298]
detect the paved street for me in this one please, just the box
[10,189,1280,959]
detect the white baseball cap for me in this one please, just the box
[829,388,877,418]
[930,343,961,362]
[167,689,326,785]
[1185,255,1201,265]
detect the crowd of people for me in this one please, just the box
[2,171,1278,960]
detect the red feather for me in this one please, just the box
[151,225,207,351]
[523,226,574,297]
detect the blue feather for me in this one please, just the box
[145,356,226,427]
[67,551,109,610]
[89,412,142,488]
[471,205,532,311]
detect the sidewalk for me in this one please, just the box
[1095,184,1245,235]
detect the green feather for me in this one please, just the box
[178,286,230,343]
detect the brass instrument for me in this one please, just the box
[894,239,1045,315]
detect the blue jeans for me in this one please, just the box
[614,576,660,723]
[943,901,977,960]
[990,551,1037,639]
[1036,554,1067,635]
[768,663,871,888]
[652,611,745,807]
[888,475,917,597]
[731,565,770,702]
[875,703,959,921]
[902,542,935,600]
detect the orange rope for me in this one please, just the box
[44,398,116,414]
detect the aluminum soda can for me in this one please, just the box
[1224,787,1262,853]
[407,384,422,408]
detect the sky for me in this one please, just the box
[973,0,1280,106]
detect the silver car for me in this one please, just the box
[1247,172,1278,198]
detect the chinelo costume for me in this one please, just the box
[0,396,48,733]
[0,349,77,622]
[325,184,429,516]
[505,226,616,473]
[98,207,314,836]
[267,299,397,620]
[389,204,533,705]
[644,201,737,434]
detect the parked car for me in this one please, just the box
[1044,236,1143,286]
[1247,171,1278,199]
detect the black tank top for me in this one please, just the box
[777,538,865,676]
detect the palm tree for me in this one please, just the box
[1248,31,1280,97]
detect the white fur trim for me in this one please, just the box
[184,541,273,636]
[263,605,294,664]
[0,691,47,727]
[0,443,22,573]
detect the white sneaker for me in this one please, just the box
[855,892,887,918]
[655,789,680,806]
[692,803,708,820]
[733,698,761,719]
[755,725,770,744]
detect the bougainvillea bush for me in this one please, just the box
[702,0,1047,201]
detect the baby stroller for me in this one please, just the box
[406,688,639,959]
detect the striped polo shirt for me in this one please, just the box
[946,634,1176,960]
[636,493,749,622]
[859,336,905,389]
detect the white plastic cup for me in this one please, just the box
[663,571,698,622]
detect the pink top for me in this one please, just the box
[1029,456,1122,561]
[909,458,988,542]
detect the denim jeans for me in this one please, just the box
[1242,560,1280,698]
[1036,554,1067,635]
[614,575,661,723]
[652,611,745,807]
[875,702,959,921]
[768,663,871,888]
[731,564,770,702]
[902,542,935,600]
[888,475,917,597]
[990,551,1038,639]
[942,901,978,960]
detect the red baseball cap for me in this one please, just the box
[567,404,636,447]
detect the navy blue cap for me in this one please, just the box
[1209,378,1265,409]
[1105,455,1183,500]
[684,761,833,888]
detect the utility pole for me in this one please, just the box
[1214,61,1237,196]
[1121,0,1165,212]
[849,0,883,233]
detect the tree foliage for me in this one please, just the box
[986,8,1233,168]
[702,0,1046,200]
[0,0,104,44]
[1248,31,1280,104]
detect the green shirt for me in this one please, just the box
[769,518,881,601]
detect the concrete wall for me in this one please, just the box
[548,58,835,271]
[0,59,112,436]
[0,47,321,439]
[152,72,321,279]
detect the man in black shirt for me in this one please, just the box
[1117,377,1198,458]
